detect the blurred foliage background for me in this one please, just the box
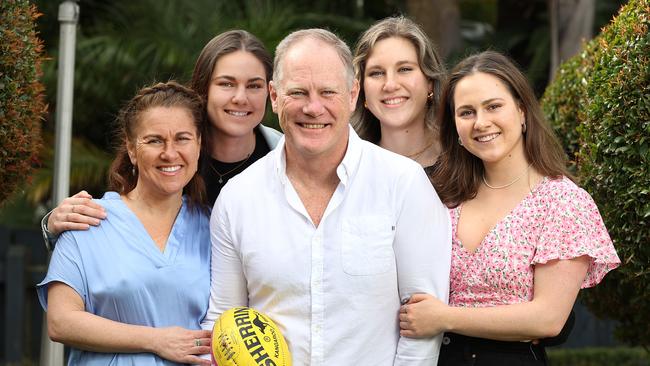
[542,0,649,347]
[2,0,649,360]
[0,0,626,226]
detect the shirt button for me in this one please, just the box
[442,336,451,345]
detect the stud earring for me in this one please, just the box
[427,91,434,100]
[458,137,463,146]
[364,100,368,108]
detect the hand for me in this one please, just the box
[47,191,106,235]
[399,293,449,338]
[151,327,212,365]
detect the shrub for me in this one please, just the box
[541,44,595,171]
[548,347,650,366]
[0,0,46,205]
[541,0,650,346]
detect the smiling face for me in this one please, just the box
[363,36,431,132]
[270,38,359,161]
[206,50,268,138]
[127,106,201,199]
[453,72,526,166]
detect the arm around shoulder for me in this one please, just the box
[43,191,107,241]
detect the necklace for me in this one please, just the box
[406,138,435,160]
[209,153,253,184]
[482,164,531,189]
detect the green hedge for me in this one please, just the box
[548,347,650,366]
[541,0,650,346]
[0,0,45,205]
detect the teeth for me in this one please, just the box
[160,166,181,172]
[226,110,249,117]
[476,133,499,142]
[302,123,325,129]
[383,97,406,105]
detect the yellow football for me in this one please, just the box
[211,307,291,366]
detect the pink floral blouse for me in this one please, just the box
[449,176,620,307]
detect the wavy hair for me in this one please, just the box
[351,16,445,143]
[432,51,571,207]
[108,81,207,209]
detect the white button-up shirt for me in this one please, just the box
[202,127,451,365]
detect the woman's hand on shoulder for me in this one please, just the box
[399,293,450,338]
[150,327,212,365]
[47,190,107,235]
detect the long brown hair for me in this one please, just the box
[190,30,272,153]
[108,81,207,209]
[351,16,445,143]
[432,51,571,208]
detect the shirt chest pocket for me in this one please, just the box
[341,215,395,276]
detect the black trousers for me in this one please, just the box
[437,333,548,366]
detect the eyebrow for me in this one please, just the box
[213,75,266,83]
[141,131,195,139]
[455,98,505,111]
[366,60,417,70]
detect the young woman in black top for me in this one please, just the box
[42,30,281,244]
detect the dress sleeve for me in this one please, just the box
[532,181,621,288]
[36,231,87,310]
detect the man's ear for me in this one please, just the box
[349,79,360,111]
[269,80,279,114]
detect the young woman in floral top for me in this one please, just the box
[399,51,620,366]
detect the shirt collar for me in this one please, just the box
[337,125,362,186]
[273,125,362,187]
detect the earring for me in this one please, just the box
[427,91,434,100]
[132,164,137,176]
[363,100,368,108]
[522,120,527,134]
[458,137,463,146]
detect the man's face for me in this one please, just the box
[270,39,359,162]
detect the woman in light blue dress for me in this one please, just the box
[37,81,212,365]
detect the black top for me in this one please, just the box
[423,161,439,181]
[201,126,272,206]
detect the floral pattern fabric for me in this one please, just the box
[449,176,620,307]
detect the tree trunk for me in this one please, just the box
[549,0,595,80]
[406,0,461,60]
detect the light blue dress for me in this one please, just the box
[37,192,210,365]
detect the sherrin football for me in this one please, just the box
[211,307,291,366]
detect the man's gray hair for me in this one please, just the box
[273,28,354,89]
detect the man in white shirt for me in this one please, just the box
[202,28,451,365]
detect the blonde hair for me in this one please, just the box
[352,16,445,143]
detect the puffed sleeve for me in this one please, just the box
[36,231,88,309]
[532,179,620,288]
